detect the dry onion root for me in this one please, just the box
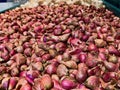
[0,2,120,90]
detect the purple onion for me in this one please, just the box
[61,77,77,90]
[78,53,87,63]
[76,69,87,83]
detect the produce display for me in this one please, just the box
[0,2,120,90]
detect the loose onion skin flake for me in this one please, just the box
[0,3,120,90]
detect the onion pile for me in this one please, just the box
[0,2,120,90]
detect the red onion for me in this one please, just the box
[86,56,98,68]
[24,48,32,56]
[0,3,120,89]
[62,60,77,69]
[19,71,27,77]
[32,62,43,71]
[11,67,19,76]
[20,83,32,90]
[34,26,42,33]
[104,61,116,72]
[42,54,51,62]
[54,29,62,35]
[51,74,59,81]
[26,74,34,85]
[40,74,53,90]
[59,33,70,42]
[69,38,81,46]
[115,33,120,40]
[15,46,23,53]
[55,42,66,52]
[78,63,88,71]
[98,52,107,61]
[48,49,57,57]
[78,53,87,63]
[8,77,18,90]
[11,53,26,65]
[57,64,68,77]
[106,36,114,42]
[46,64,57,75]
[87,66,101,76]
[61,77,77,90]
[88,43,97,51]
[77,84,90,90]
[108,45,120,56]
[76,69,87,83]
[82,35,89,41]
[52,79,64,90]
[102,72,112,82]
[1,77,10,90]
[86,76,100,89]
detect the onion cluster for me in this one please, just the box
[0,2,120,90]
